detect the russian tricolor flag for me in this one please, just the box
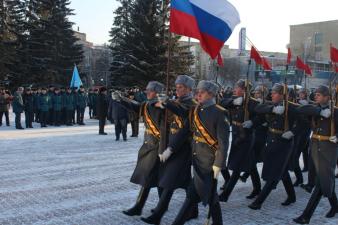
[170,0,240,65]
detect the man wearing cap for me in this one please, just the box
[248,83,298,210]
[97,87,108,135]
[108,91,129,141]
[219,79,261,202]
[294,85,338,224]
[141,75,199,224]
[121,81,167,217]
[38,88,50,128]
[64,88,75,126]
[52,88,62,126]
[23,88,34,128]
[12,87,25,129]
[165,80,229,225]
[76,86,87,125]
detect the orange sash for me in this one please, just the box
[192,107,218,151]
[143,103,160,139]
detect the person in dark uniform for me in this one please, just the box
[33,88,41,123]
[76,86,87,125]
[52,88,62,126]
[166,80,230,225]
[140,75,199,224]
[39,88,50,128]
[122,81,166,217]
[23,88,34,128]
[88,88,94,119]
[219,79,261,202]
[291,88,312,187]
[60,87,67,125]
[97,87,108,135]
[294,85,338,224]
[248,83,297,210]
[47,86,55,125]
[108,92,129,141]
[64,88,75,126]
[12,87,25,129]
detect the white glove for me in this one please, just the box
[299,99,308,105]
[233,97,243,106]
[329,136,337,144]
[159,147,173,163]
[320,109,331,118]
[262,122,268,127]
[212,166,221,179]
[242,120,253,129]
[111,92,121,101]
[282,131,294,140]
[157,94,169,103]
[257,98,263,104]
[272,106,285,115]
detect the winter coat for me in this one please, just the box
[12,92,24,113]
[52,94,63,111]
[76,92,87,109]
[38,94,50,112]
[108,99,129,122]
[23,94,34,112]
[96,94,108,119]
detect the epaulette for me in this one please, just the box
[192,99,198,105]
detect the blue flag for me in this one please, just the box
[70,65,83,88]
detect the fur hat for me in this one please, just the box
[175,75,195,89]
[196,80,219,96]
[146,81,165,93]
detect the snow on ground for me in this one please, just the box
[0,110,337,225]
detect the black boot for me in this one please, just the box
[220,169,230,190]
[122,187,150,216]
[171,198,193,225]
[141,190,173,224]
[300,183,314,193]
[294,167,304,187]
[248,181,275,210]
[246,189,261,199]
[210,202,223,225]
[247,167,261,199]
[185,203,199,221]
[239,172,249,183]
[281,174,296,206]
[219,171,240,202]
[293,186,322,224]
[326,192,338,218]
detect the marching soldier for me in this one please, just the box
[294,85,338,224]
[122,81,166,217]
[248,83,297,210]
[219,79,261,201]
[140,75,198,224]
[167,80,230,225]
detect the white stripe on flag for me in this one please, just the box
[190,0,240,31]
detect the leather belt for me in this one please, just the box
[268,128,284,135]
[193,135,208,144]
[232,121,242,127]
[311,134,330,141]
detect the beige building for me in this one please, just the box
[289,20,338,62]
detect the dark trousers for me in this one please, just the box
[53,110,61,126]
[99,118,106,133]
[61,108,66,124]
[48,109,54,125]
[34,110,40,122]
[89,106,93,118]
[40,111,48,127]
[77,107,85,124]
[130,118,139,136]
[72,109,76,124]
[253,172,295,205]
[173,181,222,225]
[66,110,73,125]
[0,111,10,126]
[115,119,127,140]
[25,111,34,128]
[15,113,22,128]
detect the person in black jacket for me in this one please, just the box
[23,88,34,128]
[97,87,108,135]
[108,92,129,141]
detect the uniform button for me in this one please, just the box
[144,141,148,144]
[193,152,197,156]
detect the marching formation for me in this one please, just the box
[118,75,338,225]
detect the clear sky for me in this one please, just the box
[69,0,338,53]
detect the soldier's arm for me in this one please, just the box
[214,112,230,168]
[120,99,141,113]
[297,104,321,116]
[165,101,189,118]
[219,97,234,109]
[168,119,191,153]
[255,103,274,114]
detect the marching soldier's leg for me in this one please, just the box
[171,198,194,225]
[247,166,261,199]
[301,142,309,172]
[301,153,316,193]
[220,168,230,190]
[122,187,151,216]
[294,166,304,187]
[281,172,296,206]
[326,191,338,218]
[219,170,240,202]
[293,185,322,224]
[211,201,223,225]
[141,189,174,224]
[248,180,277,210]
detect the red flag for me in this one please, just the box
[250,46,262,65]
[262,57,272,71]
[330,44,338,63]
[334,64,338,73]
[296,57,312,76]
[287,48,292,64]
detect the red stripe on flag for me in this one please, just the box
[330,45,338,63]
[287,48,292,64]
[250,46,262,65]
